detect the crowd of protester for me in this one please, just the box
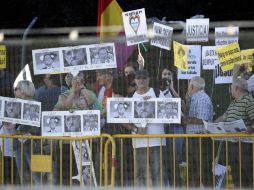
[0,56,254,188]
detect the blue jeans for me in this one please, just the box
[14,139,41,185]
[166,124,184,186]
[135,146,167,187]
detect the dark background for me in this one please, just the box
[0,0,253,29]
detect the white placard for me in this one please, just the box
[215,27,239,46]
[186,18,209,42]
[41,110,100,137]
[214,62,233,84]
[177,45,201,80]
[32,43,117,75]
[202,46,218,70]
[107,97,181,124]
[0,96,41,127]
[122,8,149,46]
[150,22,173,50]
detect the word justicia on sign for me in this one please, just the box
[187,25,209,37]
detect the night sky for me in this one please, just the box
[0,0,253,29]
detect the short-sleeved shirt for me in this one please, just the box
[187,90,213,134]
[223,94,254,128]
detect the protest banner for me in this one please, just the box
[0,45,6,69]
[122,8,148,46]
[215,27,239,46]
[173,41,188,71]
[177,45,201,80]
[202,46,218,70]
[214,62,233,84]
[241,49,254,72]
[216,42,241,72]
[186,18,209,42]
[150,22,173,50]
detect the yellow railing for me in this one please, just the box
[0,133,254,188]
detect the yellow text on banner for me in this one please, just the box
[241,49,254,72]
[173,41,188,71]
[0,45,6,69]
[216,42,241,72]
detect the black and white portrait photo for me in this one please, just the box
[74,141,90,163]
[4,101,21,119]
[83,114,99,132]
[64,115,81,132]
[42,115,62,134]
[34,51,60,70]
[134,101,155,118]
[23,103,40,121]
[82,165,93,186]
[157,101,178,119]
[63,47,87,67]
[110,101,132,118]
[89,45,115,65]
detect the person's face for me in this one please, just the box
[98,49,108,62]
[66,116,78,132]
[117,104,125,115]
[5,102,20,118]
[49,118,57,130]
[44,55,53,67]
[64,49,85,66]
[14,86,22,98]
[136,102,152,118]
[97,73,107,86]
[161,69,173,80]
[135,76,149,90]
[231,84,237,98]
[29,106,36,113]
[124,66,135,76]
[78,96,88,110]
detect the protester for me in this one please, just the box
[215,78,254,188]
[184,76,213,187]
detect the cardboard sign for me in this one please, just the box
[122,8,148,46]
[216,42,241,72]
[150,22,173,50]
[186,18,209,42]
[215,27,239,46]
[214,62,233,84]
[177,45,201,80]
[241,49,254,72]
[202,46,218,70]
[173,41,188,71]
[0,45,6,69]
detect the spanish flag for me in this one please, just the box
[97,0,135,68]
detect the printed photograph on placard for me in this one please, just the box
[89,44,115,65]
[73,140,90,163]
[83,114,100,134]
[82,165,95,186]
[157,101,178,119]
[42,115,63,135]
[4,101,22,119]
[32,48,61,75]
[64,115,81,133]
[62,46,88,67]
[23,103,40,121]
[134,100,155,119]
[110,101,132,118]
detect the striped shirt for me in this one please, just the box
[224,94,254,127]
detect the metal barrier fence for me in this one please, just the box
[0,133,254,188]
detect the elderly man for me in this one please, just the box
[184,76,214,187]
[124,69,167,187]
[216,78,254,188]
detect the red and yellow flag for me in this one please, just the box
[97,0,135,68]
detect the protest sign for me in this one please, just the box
[122,8,148,46]
[173,41,188,71]
[241,49,254,72]
[216,42,241,72]
[186,18,209,42]
[177,45,201,80]
[0,45,6,69]
[202,46,218,70]
[215,27,239,46]
[150,22,173,50]
[214,62,233,84]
